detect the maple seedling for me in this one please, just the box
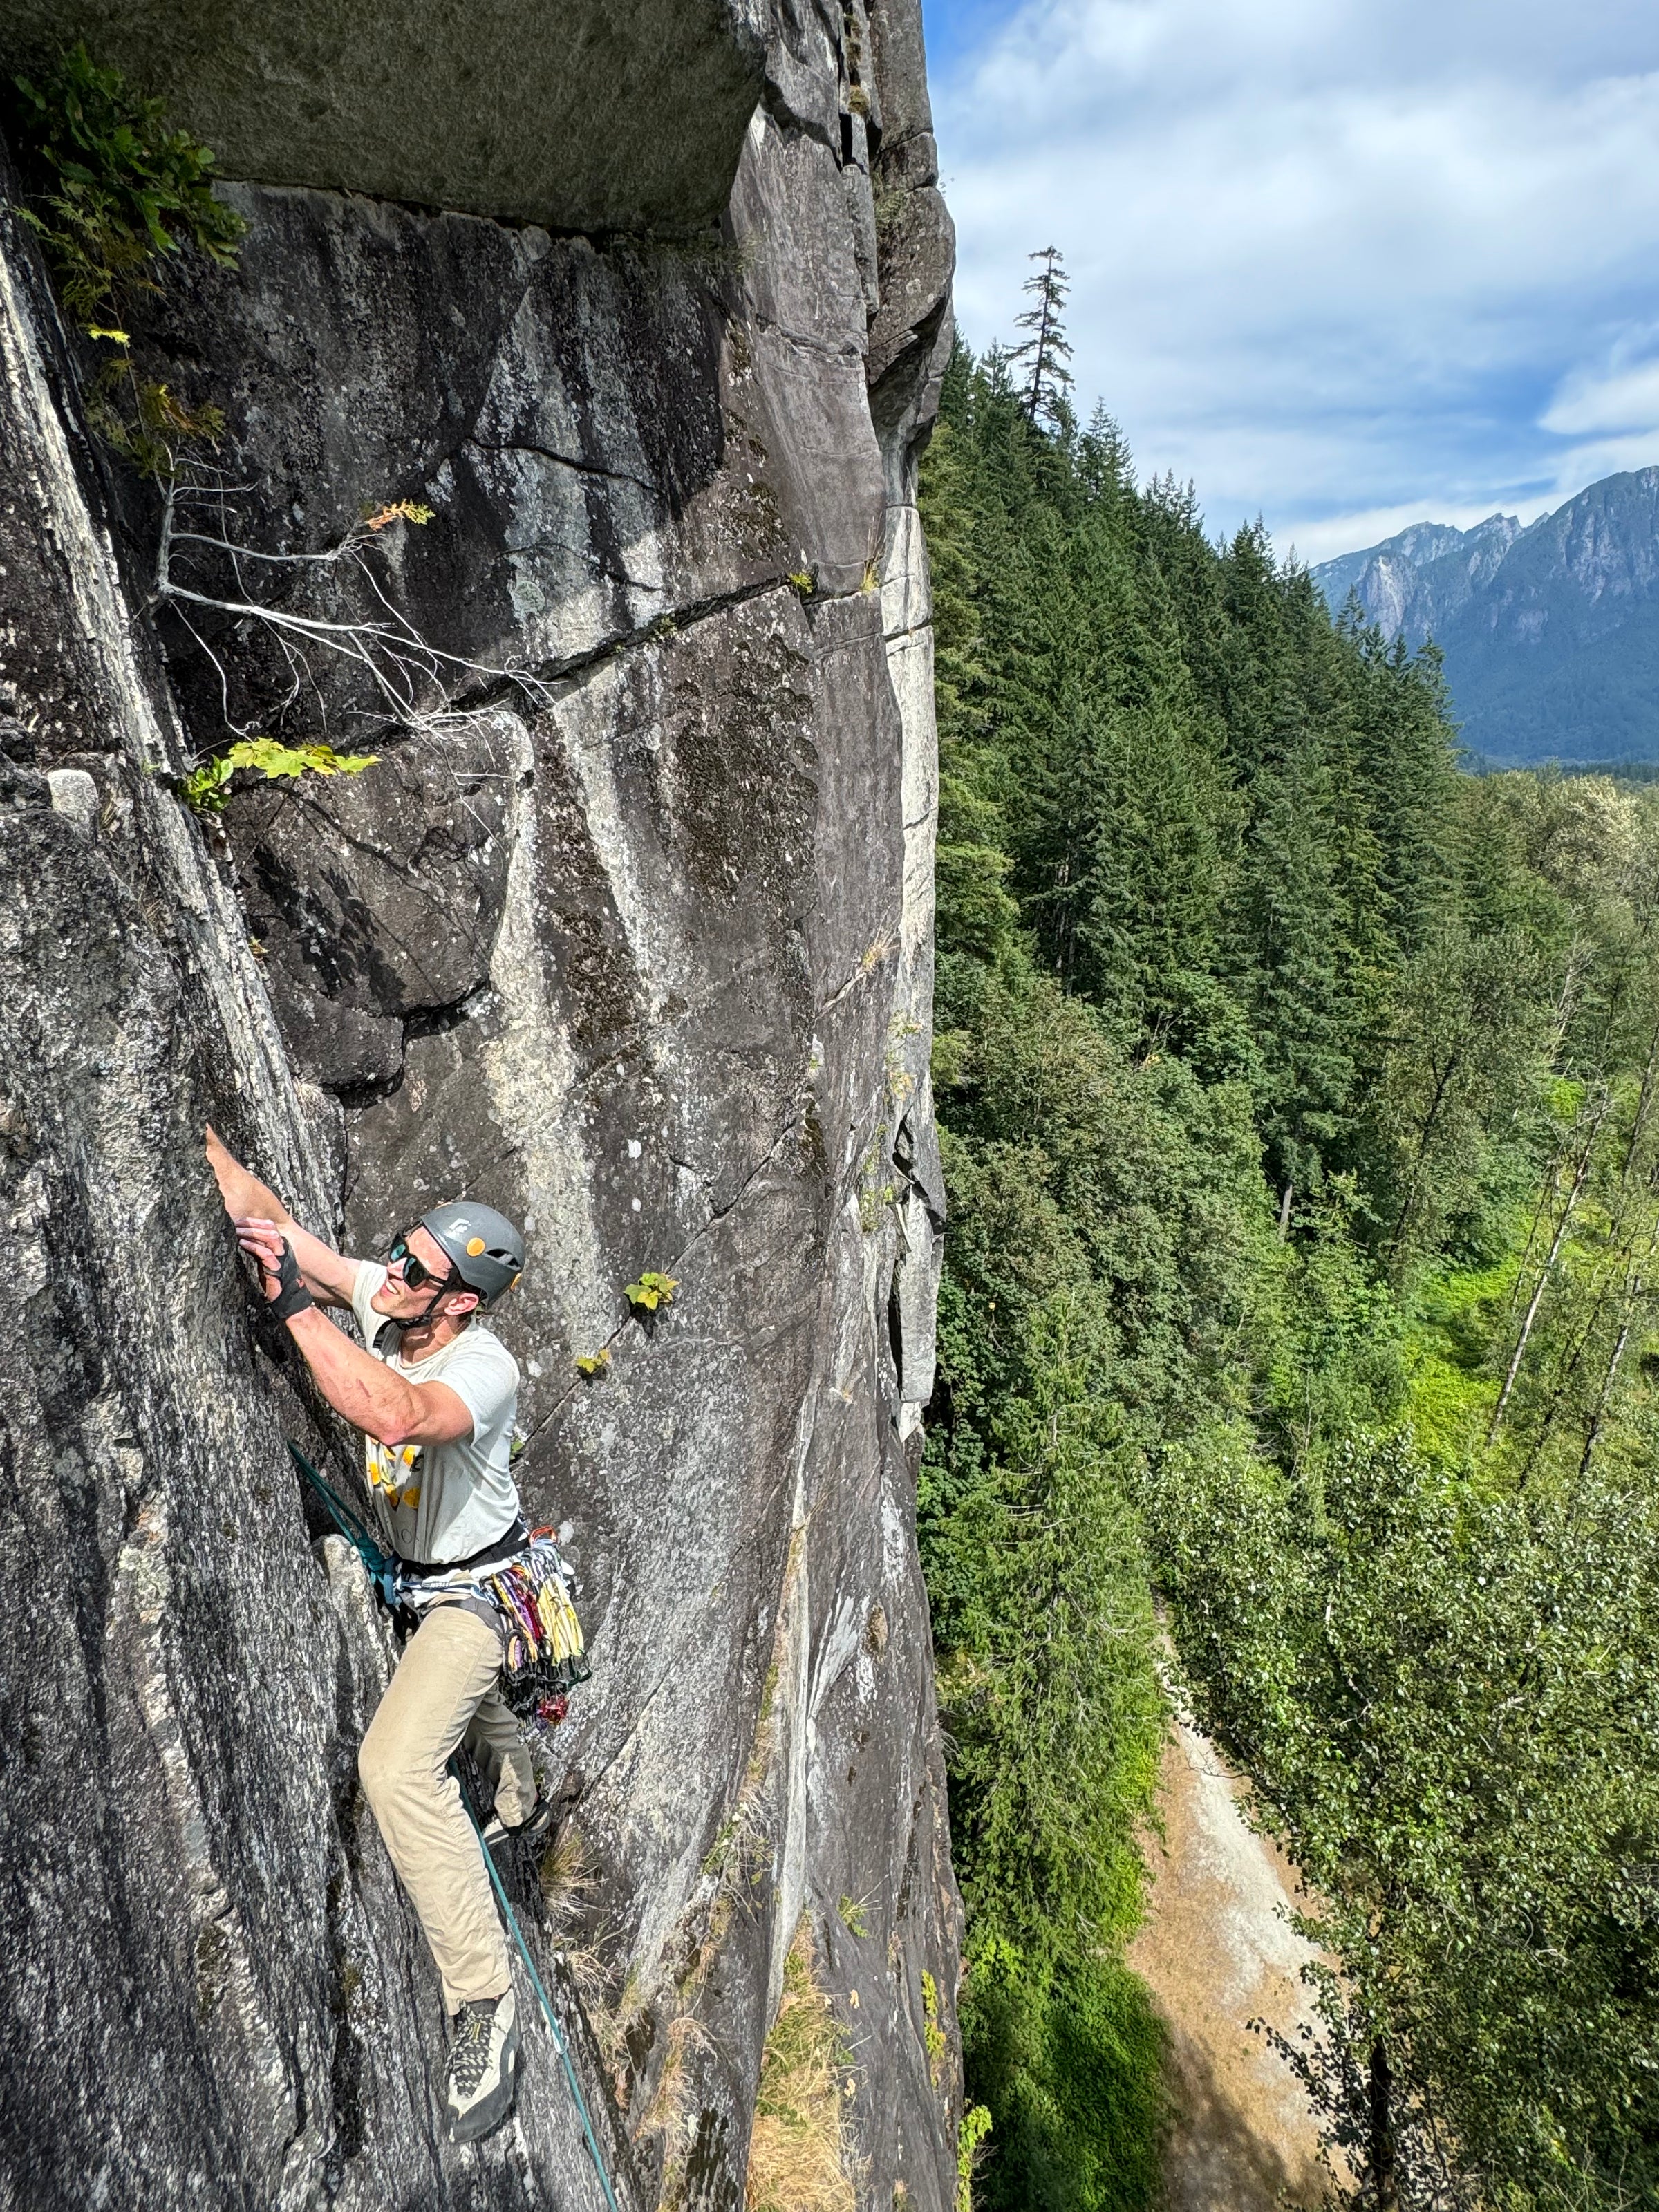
[624,1271,679,1314]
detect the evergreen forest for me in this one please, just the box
[917,339,1659,2211]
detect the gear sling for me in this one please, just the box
[290,1445,615,2208]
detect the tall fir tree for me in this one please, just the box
[1009,245,1075,430]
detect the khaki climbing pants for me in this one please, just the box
[358,1604,536,2012]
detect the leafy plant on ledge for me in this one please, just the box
[625,1272,678,1315]
[8,43,243,479]
[10,42,244,325]
[11,46,574,778]
[180,737,378,816]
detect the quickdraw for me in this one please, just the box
[480,1535,592,1728]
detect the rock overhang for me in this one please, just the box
[1,0,769,235]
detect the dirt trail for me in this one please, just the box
[1129,1713,1329,2210]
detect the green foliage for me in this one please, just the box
[86,361,226,484]
[8,45,243,482]
[1148,1430,1659,2209]
[919,338,1659,2209]
[574,1348,611,1379]
[8,43,245,329]
[624,1271,678,1313]
[963,1953,1165,2212]
[956,2104,993,2212]
[921,1969,947,2081]
[180,738,378,814]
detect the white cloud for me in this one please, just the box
[930,0,1659,554]
[1542,350,1659,437]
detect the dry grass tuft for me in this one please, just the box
[538,1822,624,2036]
[539,1820,594,1923]
[592,1962,648,2109]
[746,1919,855,2212]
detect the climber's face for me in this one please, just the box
[373,1224,477,1322]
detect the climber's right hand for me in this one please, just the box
[236,1217,315,1320]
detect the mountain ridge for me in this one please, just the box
[1312,467,1659,763]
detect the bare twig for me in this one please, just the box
[152,466,557,754]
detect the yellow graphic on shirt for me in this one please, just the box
[366,1438,422,1513]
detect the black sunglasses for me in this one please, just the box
[387,1233,458,1295]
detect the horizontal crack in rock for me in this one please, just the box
[528,1114,803,1432]
[466,434,662,500]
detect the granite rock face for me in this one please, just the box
[0,4,957,2207]
[0,0,768,235]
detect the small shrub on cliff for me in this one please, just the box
[8,43,244,330]
[180,738,378,815]
[8,44,243,478]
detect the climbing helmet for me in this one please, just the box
[419,1199,525,1303]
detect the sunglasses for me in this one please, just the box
[387,1234,458,1295]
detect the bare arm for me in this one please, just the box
[205,1125,359,1306]
[236,1219,474,1448]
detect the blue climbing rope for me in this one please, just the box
[288,1442,619,2207]
[453,1775,621,2212]
[288,1441,400,1607]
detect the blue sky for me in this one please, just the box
[919,0,1659,561]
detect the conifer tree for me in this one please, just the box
[1009,245,1075,429]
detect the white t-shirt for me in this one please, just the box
[350,1262,523,1565]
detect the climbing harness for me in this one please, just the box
[290,1444,617,2204]
[398,1535,590,1728]
[288,1443,590,1729]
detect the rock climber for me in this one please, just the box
[205,1125,548,2144]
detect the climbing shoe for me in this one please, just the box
[444,1989,519,2144]
[482,1794,556,1860]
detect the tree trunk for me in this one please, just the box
[1577,1212,1659,1478]
[1369,2038,1397,2211]
[1490,1090,1608,1440]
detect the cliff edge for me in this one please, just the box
[0,3,957,2204]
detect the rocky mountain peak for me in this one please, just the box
[1312,471,1659,762]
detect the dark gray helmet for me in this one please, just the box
[420,1200,524,1303]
